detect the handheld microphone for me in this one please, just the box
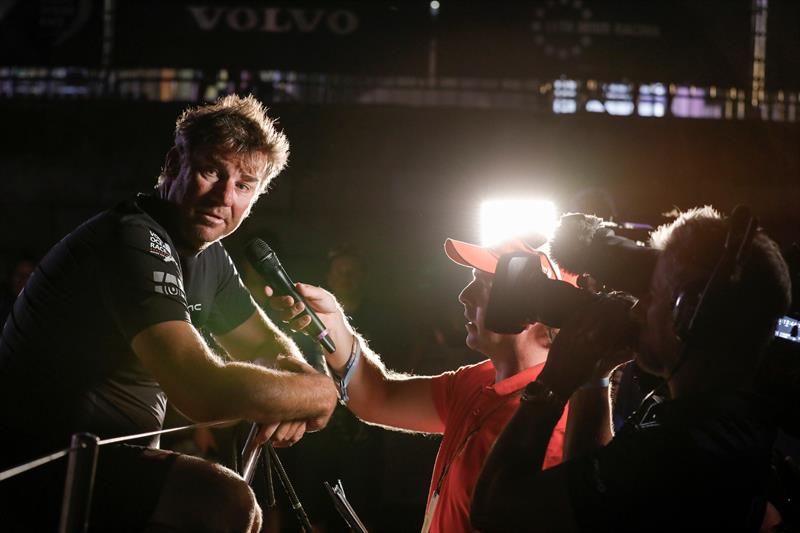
[550,213,660,297]
[245,239,336,354]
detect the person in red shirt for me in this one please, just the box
[272,233,576,532]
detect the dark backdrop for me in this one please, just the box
[1,98,799,531]
[2,100,798,283]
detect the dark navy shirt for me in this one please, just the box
[0,195,255,458]
[567,391,776,532]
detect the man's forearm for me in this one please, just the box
[564,385,613,460]
[321,336,444,433]
[248,329,303,362]
[178,359,335,424]
[471,400,565,531]
[215,308,305,364]
[227,362,335,422]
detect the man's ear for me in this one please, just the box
[163,146,182,180]
[528,322,557,349]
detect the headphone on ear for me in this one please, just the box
[671,205,758,345]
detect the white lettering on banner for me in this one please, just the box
[290,9,324,32]
[262,8,291,32]
[327,10,358,35]
[187,6,224,30]
[530,2,660,60]
[228,8,258,31]
[187,6,359,35]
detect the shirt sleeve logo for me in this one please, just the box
[153,271,185,299]
[149,230,176,264]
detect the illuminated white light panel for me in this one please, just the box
[480,199,557,246]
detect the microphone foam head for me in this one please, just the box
[550,213,605,275]
[245,238,272,263]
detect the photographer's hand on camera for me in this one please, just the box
[538,292,638,400]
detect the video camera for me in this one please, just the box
[484,212,657,334]
[485,212,799,349]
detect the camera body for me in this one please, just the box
[485,252,601,333]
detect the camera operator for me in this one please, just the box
[471,206,791,532]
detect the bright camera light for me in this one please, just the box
[480,199,557,246]
[430,0,441,9]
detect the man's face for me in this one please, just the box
[164,146,267,251]
[459,269,516,355]
[635,257,681,376]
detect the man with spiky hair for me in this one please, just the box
[0,95,337,532]
[471,206,792,533]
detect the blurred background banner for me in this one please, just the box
[112,1,431,74]
[0,0,104,67]
[0,0,758,87]
[765,0,800,92]
[435,0,751,85]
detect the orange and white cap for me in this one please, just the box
[444,234,577,286]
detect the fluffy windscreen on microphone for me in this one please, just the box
[549,213,606,276]
[550,212,659,297]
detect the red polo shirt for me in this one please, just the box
[425,359,568,533]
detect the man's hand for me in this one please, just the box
[538,294,637,399]
[265,282,341,327]
[193,426,219,456]
[266,283,357,375]
[275,354,338,432]
[252,420,307,448]
[266,283,350,338]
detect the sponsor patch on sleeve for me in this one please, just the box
[149,230,176,264]
[153,270,186,300]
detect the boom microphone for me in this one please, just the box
[550,213,659,297]
[245,239,336,354]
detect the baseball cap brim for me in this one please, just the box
[444,234,548,275]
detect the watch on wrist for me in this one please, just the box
[520,379,567,409]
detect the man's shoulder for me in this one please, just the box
[199,240,233,264]
[438,359,495,390]
[453,359,495,376]
[108,196,179,263]
[114,195,171,234]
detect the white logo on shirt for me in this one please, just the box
[153,271,185,298]
[149,231,175,264]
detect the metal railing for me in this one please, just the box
[0,419,236,533]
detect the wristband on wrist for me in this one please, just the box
[331,335,361,404]
[579,376,610,390]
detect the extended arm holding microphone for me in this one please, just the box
[268,282,445,434]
